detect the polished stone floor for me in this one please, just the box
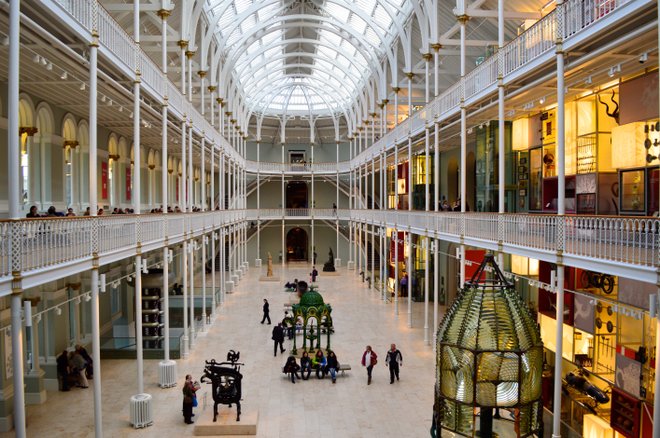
[4,265,444,438]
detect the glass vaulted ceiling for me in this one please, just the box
[205,0,411,116]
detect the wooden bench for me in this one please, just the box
[281,363,351,378]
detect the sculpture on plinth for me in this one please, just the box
[322,247,336,272]
[266,252,273,277]
[200,350,244,422]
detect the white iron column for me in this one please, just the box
[89,12,103,435]
[211,147,216,312]
[407,232,412,328]
[424,238,429,344]
[497,0,505,214]
[425,126,430,212]
[434,122,439,212]
[189,239,195,346]
[132,1,146,399]
[458,9,468,287]
[202,233,207,331]
[394,228,399,316]
[433,239,439,346]
[552,2,566,436]
[9,2,25,401]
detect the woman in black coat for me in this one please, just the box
[283,356,301,383]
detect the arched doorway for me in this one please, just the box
[286,227,308,261]
[286,181,308,208]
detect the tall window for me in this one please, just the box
[20,132,29,205]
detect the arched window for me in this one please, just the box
[18,96,35,208]
[62,114,77,208]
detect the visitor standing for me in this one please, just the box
[361,345,378,385]
[261,298,271,324]
[272,323,286,356]
[385,344,403,384]
[310,266,319,282]
[56,350,70,391]
[400,274,408,297]
[182,374,198,424]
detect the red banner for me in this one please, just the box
[126,167,131,201]
[101,162,108,199]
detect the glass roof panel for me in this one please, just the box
[204,0,413,115]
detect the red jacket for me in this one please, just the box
[361,350,378,367]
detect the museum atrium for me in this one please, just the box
[0,0,659,436]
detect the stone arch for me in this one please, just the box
[18,94,35,127]
[61,114,77,142]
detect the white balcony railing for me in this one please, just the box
[0,209,658,291]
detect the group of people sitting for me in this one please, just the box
[56,345,93,391]
[284,278,299,291]
[283,349,340,384]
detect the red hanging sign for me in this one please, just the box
[101,162,108,199]
[126,167,132,201]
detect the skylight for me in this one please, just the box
[204,0,413,116]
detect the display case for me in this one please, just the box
[529,147,543,211]
[610,387,641,438]
[142,287,164,349]
[619,168,646,214]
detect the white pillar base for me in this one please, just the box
[243,261,249,270]
[255,258,262,267]
[158,360,177,388]
[225,281,234,293]
[335,258,341,267]
[231,274,239,284]
[129,393,154,428]
[347,261,355,270]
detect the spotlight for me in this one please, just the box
[60,71,68,80]
[108,99,112,106]
[585,76,592,85]
[40,57,47,66]
[46,62,53,71]
[119,106,123,112]
[539,97,545,105]
[101,95,106,103]
[32,54,40,63]
[80,83,86,91]
[84,294,92,302]
[639,52,649,63]
[100,273,107,293]
[55,306,62,316]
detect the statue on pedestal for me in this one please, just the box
[267,252,273,277]
[322,247,335,272]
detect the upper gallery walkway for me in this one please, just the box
[0,209,657,296]
[40,0,652,175]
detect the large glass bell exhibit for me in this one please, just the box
[434,254,544,437]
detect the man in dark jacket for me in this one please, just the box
[385,343,403,384]
[272,323,286,356]
[261,298,271,324]
[56,350,70,391]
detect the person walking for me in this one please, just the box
[272,323,286,356]
[361,345,378,385]
[182,374,198,424]
[400,274,408,297]
[310,266,319,282]
[261,298,271,324]
[385,343,403,384]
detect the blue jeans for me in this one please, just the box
[328,367,336,380]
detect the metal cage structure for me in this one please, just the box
[434,254,544,437]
